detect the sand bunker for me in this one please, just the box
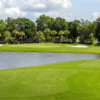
[0,44,3,47]
[65,45,88,48]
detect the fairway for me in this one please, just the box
[0,59,100,100]
[0,43,100,54]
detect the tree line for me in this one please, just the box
[0,15,100,44]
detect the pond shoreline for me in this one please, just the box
[0,50,100,54]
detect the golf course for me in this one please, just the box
[0,43,100,100]
[0,0,100,99]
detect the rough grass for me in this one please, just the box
[0,59,100,100]
[0,43,100,54]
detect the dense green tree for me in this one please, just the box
[53,17,68,32]
[88,21,96,34]
[4,31,11,38]
[15,18,36,42]
[36,15,54,31]
[58,30,64,43]
[0,33,2,40]
[74,20,80,25]
[89,33,95,44]
[4,31,11,43]
[0,15,99,44]
[51,30,57,42]
[73,19,81,35]
[6,17,16,32]
[95,17,100,42]
[43,28,51,42]
[64,30,70,43]
[68,22,78,44]
[37,31,43,38]
[78,20,90,43]
[0,19,7,34]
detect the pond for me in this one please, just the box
[0,51,100,69]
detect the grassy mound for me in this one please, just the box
[0,43,100,54]
[0,59,100,100]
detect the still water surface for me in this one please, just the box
[0,51,100,69]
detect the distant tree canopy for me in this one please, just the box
[0,19,7,33]
[36,15,54,31]
[0,15,99,44]
[68,21,77,43]
[53,17,68,32]
[6,17,37,38]
[95,17,100,42]
[16,18,37,38]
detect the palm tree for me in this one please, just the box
[36,31,44,42]
[19,31,25,43]
[43,28,51,42]
[4,31,11,43]
[51,30,57,43]
[12,30,19,43]
[0,33,2,42]
[0,33,1,39]
[64,30,70,43]
[58,30,64,43]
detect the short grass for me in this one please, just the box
[0,59,100,100]
[0,43,100,54]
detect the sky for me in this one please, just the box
[0,0,100,22]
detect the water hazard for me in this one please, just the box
[0,51,100,69]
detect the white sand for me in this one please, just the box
[65,45,88,48]
[0,44,3,47]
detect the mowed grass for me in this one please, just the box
[0,43,100,54]
[0,59,100,100]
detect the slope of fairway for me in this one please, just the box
[0,43,100,54]
[0,59,100,100]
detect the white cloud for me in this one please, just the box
[20,0,47,11]
[63,1,72,8]
[5,7,26,17]
[4,0,17,8]
[51,0,72,9]
[0,7,27,19]
[22,3,46,11]
[21,0,72,11]
[33,4,46,9]
[0,0,27,19]
[92,12,100,20]
[0,1,2,9]
[0,0,73,21]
